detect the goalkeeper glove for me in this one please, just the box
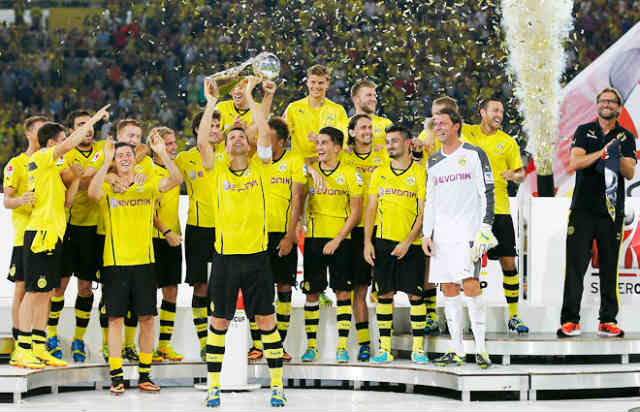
[471,223,498,262]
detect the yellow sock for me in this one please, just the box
[159,300,177,348]
[276,291,292,344]
[17,331,31,350]
[410,298,426,351]
[138,352,152,377]
[376,298,393,352]
[102,326,108,346]
[192,295,208,349]
[304,302,320,348]
[73,294,94,341]
[249,320,263,350]
[423,288,437,321]
[503,270,519,318]
[261,327,283,388]
[355,322,370,346]
[31,330,47,355]
[47,296,65,338]
[109,356,124,382]
[336,298,352,350]
[206,325,226,389]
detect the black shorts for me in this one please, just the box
[268,232,297,286]
[184,225,215,285]
[96,234,105,273]
[23,231,62,293]
[208,252,274,320]
[102,264,157,318]
[350,227,375,287]
[302,237,353,294]
[373,238,425,296]
[7,246,25,283]
[62,225,100,282]
[487,214,517,260]
[153,238,183,288]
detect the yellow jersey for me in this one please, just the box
[101,178,159,266]
[368,161,426,245]
[174,148,216,228]
[64,141,105,226]
[213,156,269,255]
[25,148,67,251]
[214,99,258,153]
[264,150,307,233]
[153,162,181,239]
[306,161,364,239]
[462,124,522,215]
[89,149,156,235]
[283,97,348,159]
[342,148,389,227]
[346,114,392,147]
[3,153,32,246]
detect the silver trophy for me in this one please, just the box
[210,52,280,96]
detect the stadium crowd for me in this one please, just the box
[0,0,637,175]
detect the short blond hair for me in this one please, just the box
[116,119,145,135]
[24,115,49,132]
[307,64,330,79]
[350,79,377,98]
[432,96,459,113]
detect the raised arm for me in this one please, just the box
[198,78,219,170]
[245,76,272,164]
[148,130,183,193]
[88,138,115,202]
[54,105,110,160]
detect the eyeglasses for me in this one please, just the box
[597,99,620,105]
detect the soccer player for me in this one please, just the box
[174,110,224,361]
[15,106,109,370]
[85,118,155,361]
[301,126,363,363]
[283,64,348,164]
[342,114,388,361]
[246,81,306,363]
[3,116,47,360]
[463,97,528,333]
[422,107,495,369]
[200,76,286,407]
[47,109,105,362]
[363,124,428,364]
[150,127,184,361]
[88,131,182,394]
[349,79,392,148]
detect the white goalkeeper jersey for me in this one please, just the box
[423,142,495,243]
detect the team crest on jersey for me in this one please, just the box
[5,165,13,177]
[336,175,345,185]
[458,157,466,166]
[373,157,382,165]
[278,162,287,173]
[136,186,144,192]
[567,226,575,236]
[326,114,335,124]
[135,165,143,173]
[189,171,197,180]
[355,172,363,185]
[37,276,47,289]
[215,153,225,161]
[302,281,311,292]
[375,126,382,135]
[406,175,415,185]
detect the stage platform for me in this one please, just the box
[3,332,640,403]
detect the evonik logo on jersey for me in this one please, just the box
[110,198,151,208]
[222,179,258,192]
[435,172,472,186]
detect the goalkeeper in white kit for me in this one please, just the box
[421,107,496,368]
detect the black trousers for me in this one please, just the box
[561,209,623,324]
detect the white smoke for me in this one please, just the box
[501,0,573,175]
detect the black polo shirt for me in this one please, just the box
[570,120,636,218]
